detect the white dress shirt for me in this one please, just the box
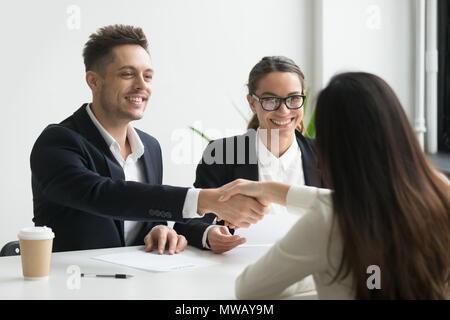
[235,185,354,300]
[86,105,200,246]
[202,130,307,248]
[256,129,305,214]
[233,130,316,293]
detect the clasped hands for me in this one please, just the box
[201,179,280,254]
[145,179,279,255]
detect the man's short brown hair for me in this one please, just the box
[82,24,149,74]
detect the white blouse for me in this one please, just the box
[235,185,355,300]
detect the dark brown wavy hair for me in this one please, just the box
[246,56,305,132]
[83,24,149,74]
[315,72,450,299]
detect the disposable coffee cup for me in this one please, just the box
[17,226,55,280]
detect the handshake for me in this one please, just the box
[197,179,289,229]
[145,179,290,255]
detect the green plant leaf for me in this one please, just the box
[306,108,316,138]
[189,126,212,142]
[303,89,310,117]
[302,89,316,138]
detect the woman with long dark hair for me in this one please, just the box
[220,72,450,299]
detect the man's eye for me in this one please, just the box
[122,73,133,77]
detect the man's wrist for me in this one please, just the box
[183,188,201,218]
[205,234,211,249]
[203,225,217,249]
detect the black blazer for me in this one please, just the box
[173,129,322,249]
[30,104,189,252]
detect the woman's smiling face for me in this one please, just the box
[247,71,304,139]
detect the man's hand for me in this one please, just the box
[144,225,187,255]
[198,189,269,228]
[207,225,246,254]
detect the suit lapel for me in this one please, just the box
[141,149,156,185]
[72,104,125,166]
[233,163,259,181]
[72,104,126,245]
[233,130,259,181]
[295,131,321,187]
[105,157,126,246]
[135,136,158,242]
[230,130,319,185]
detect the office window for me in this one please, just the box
[438,0,450,152]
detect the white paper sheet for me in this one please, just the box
[92,249,218,272]
[235,205,300,246]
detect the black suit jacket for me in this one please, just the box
[173,129,322,249]
[30,104,189,252]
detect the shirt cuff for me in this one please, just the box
[182,188,202,218]
[202,224,217,249]
[285,185,319,216]
[286,185,332,217]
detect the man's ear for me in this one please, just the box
[247,94,257,114]
[86,71,102,93]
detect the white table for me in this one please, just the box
[0,245,317,300]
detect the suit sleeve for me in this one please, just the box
[173,139,232,249]
[30,125,189,222]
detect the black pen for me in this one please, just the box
[81,273,134,279]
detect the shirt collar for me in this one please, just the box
[256,128,301,170]
[86,104,144,161]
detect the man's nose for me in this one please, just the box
[134,74,149,90]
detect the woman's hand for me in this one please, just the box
[215,179,290,228]
[219,179,290,206]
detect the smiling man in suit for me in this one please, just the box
[30,25,268,253]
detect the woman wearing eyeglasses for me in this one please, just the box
[220,72,450,299]
[174,56,321,258]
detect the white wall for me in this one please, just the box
[315,0,415,119]
[0,0,417,247]
[0,0,312,246]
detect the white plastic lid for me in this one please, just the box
[18,226,55,240]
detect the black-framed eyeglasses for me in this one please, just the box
[251,93,306,111]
